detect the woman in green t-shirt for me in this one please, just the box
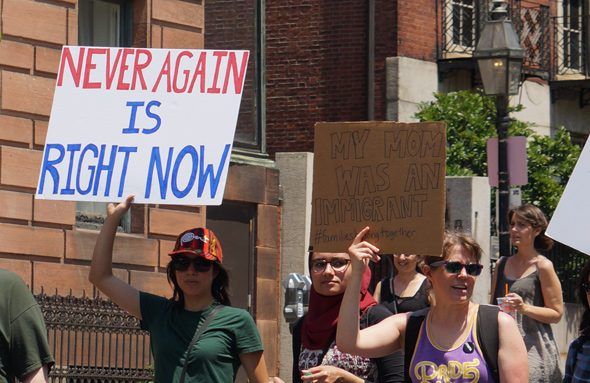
[89,195,282,383]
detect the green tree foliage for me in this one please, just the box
[525,128,581,219]
[414,90,581,219]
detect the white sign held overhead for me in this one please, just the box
[36,46,249,205]
[546,137,590,255]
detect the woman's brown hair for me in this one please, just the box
[423,229,483,266]
[508,204,553,251]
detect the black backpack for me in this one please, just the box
[404,305,500,383]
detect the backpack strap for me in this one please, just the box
[292,315,335,381]
[476,304,500,383]
[403,308,430,383]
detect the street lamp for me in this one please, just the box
[473,0,525,258]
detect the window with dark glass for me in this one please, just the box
[76,0,133,231]
[204,0,265,155]
[562,0,583,72]
[79,0,132,47]
[452,0,475,47]
[443,0,476,54]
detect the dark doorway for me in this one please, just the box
[206,203,255,312]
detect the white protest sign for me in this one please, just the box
[546,137,590,255]
[36,46,249,205]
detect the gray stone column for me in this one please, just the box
[276,152,314,382]
[446,176,491,303]
[386,57,438,122]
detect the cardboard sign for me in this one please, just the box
[36,46,249,205]
[310,122,446,255]
[547,137,590,255]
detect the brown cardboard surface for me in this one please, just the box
[310,121,446,255]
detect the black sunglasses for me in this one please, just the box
[429,260,483,276]
[171,256,212,272]
[582,282,590,294]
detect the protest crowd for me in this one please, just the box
[2,11,590,383]
[4,77,590,381]
[6,199,590,383]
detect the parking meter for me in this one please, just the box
[282,272,305,329]
[301,274,312,315]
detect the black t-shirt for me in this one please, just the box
[379,277,430,314]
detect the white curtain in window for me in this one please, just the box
[79,0,120,46]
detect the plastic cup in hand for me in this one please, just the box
[496,297,516,319]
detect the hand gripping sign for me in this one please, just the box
[36,46,249,205]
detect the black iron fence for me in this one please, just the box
[35,289,154,383]
[440,0,550,78]
[440,0,483,56]
[512,2,550,76]
[543,242,588,304]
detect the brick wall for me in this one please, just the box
[0,0,208,300]
[265,0,369,155]
[149,0,204,48]
[374,0,398,122]
[0,0,280,375]
[0,0,81,290]
[204,0,257,145]
[396,0,438,61]
[265,0,439,157]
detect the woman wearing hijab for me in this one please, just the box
[292,251,399,383]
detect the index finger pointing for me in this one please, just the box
[353,226,371,245]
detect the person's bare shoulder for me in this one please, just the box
[536,255,555,271]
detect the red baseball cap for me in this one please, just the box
[168,228,223,264]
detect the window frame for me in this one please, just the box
[557,0,585,75]
[443,0,477,55]
[75,0,134,231]
[78,0,133,48]
[205,0,267,159]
